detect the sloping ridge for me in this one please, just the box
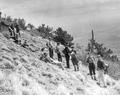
[0,32,120,95]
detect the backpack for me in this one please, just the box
[97,60,104,70]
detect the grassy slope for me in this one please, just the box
[0,31,120,95]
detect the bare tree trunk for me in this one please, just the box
[91,30,95,53]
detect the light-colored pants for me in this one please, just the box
[98,70,106,86]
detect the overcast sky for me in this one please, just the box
[1,0,120,44]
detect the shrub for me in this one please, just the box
[53,27,73,46]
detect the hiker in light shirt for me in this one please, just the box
[86,53,96,80]
[55,42,62,62]
[70,46,79,71]
[47,37,54,59]
[97,55,106,88]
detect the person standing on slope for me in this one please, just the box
[55,42,62,62]
[55,42,64,70]
[86,53,96,80]
[15,24,20,37]
[47,37,54,59]
[104,63,109,74]
[8,23,15,38]
[63,43,70,68]
[97,55,106,88]
[70,46,79,71]
[14,23,21,44]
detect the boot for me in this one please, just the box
[74,65,77,71]
[94,75,97,81]
[91,76,93,80]
[77,65,79,71]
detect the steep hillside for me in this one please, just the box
[0,31,120,95]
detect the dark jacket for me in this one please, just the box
[63,47,70,56]
[97,60,105,70]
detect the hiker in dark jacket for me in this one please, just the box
[97,55,106,87]
[63,44,70,68]
[70,46,79,71]
[14,24,21,44]
[86,53,96,80]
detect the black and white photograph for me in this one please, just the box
[0,0,120,95]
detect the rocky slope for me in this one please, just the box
[0,31,120,95]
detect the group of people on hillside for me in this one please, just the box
[8,23,20,44]
[0,12,110,88]
[8,23,32,49]
[40,37,79,71]
[40,37,109,88]
[0,12,21,44]
[86,53,109,88]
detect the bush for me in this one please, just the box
[17,18,26,30]
[37,24,53,38]
[53,27,73,46]
[86,40,119,62]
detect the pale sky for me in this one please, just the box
[1,0,120,47]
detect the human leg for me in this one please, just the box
[65,55,70,68]
[50,49,54,58]
[49,48,53,58]
[92,67,96,80]
[89,66,93,79]
[58,53,62,62]
[97,70,101,85]
[75,61,79,71]
[101,70,106,87]
[73,65,77,71]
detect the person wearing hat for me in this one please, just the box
[97,55,106,87]
[63,43,70,68]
